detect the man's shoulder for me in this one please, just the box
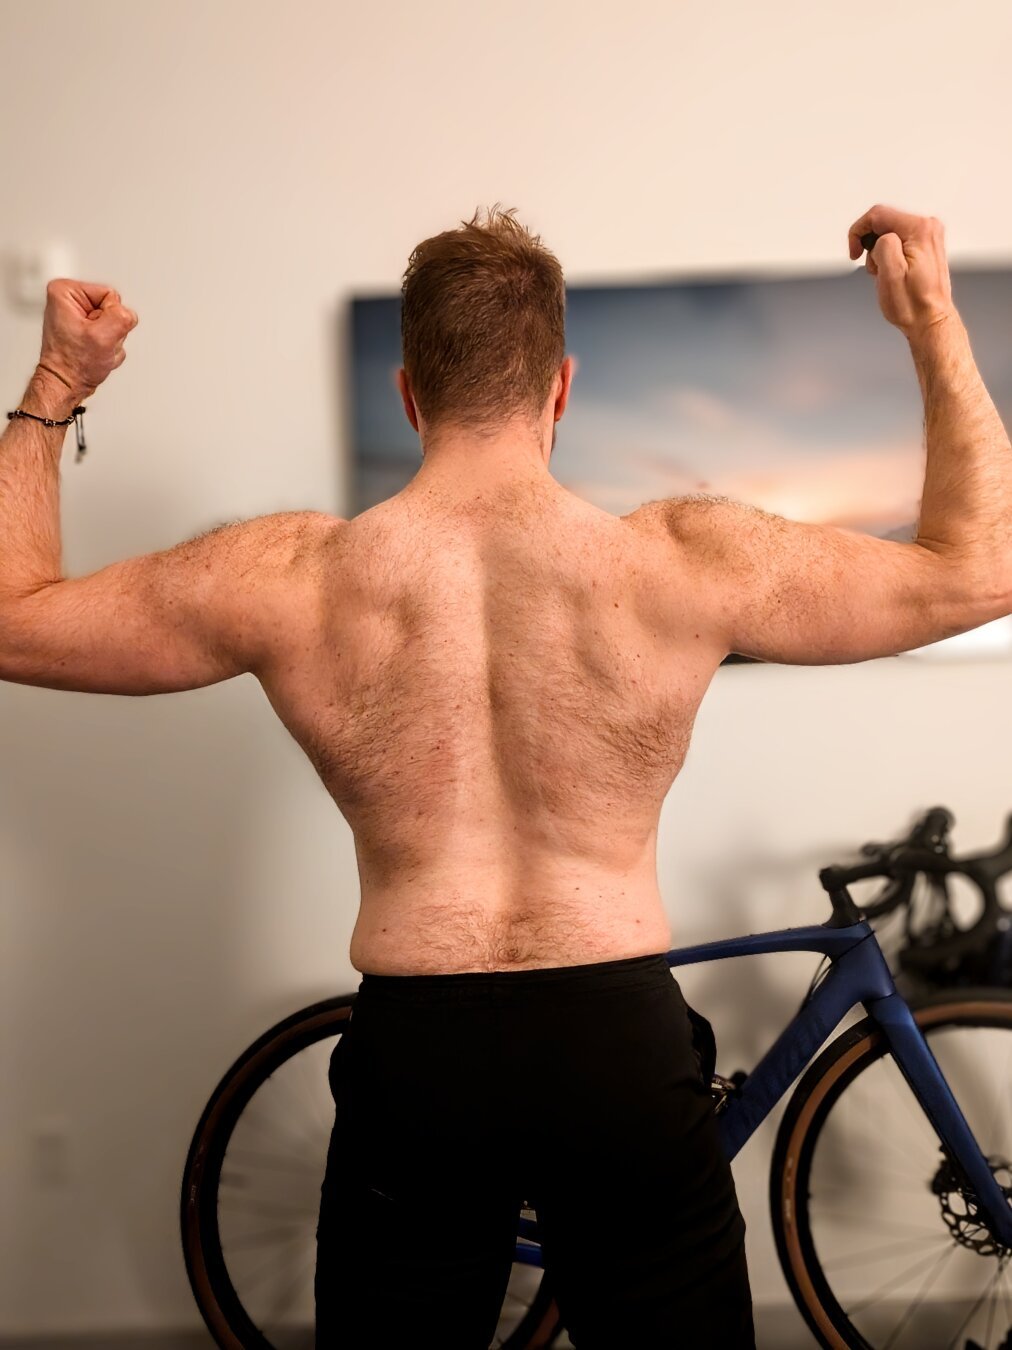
[197,510,348,574]
[620,495,794,594]
[622,493,754,542]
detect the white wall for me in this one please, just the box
[3,0,1012,1336]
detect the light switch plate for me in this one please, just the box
[6,242,76,311]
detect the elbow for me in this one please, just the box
[989,576,1012,620]
[941,572,1012,636]
[0,584,61,684]
[0,607,26,682]
[0,601,18,677]
[964,566,1012,625]
[915,543,1012,629]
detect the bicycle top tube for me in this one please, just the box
[666,919,872,968]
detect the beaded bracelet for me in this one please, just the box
[6,405,88,461]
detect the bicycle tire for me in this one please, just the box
[770,987,1012,1350]
[180,995,564,1349]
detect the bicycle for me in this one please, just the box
[850,807,1012,996]
[182,807,1012,1349]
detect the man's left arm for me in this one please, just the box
[0,279,339,696]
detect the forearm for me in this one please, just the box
[0,367,77,601]
[909,314,1012,582]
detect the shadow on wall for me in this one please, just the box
[670,840,859,1074]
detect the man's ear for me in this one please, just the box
[396,368,420,433]
[554,355,576,422]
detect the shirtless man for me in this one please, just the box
[2,204,1008,1347]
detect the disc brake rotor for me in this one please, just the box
[931,1152,1012,1258]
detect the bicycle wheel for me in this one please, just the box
[181,996,564,1349]
[771,988,1012,1350]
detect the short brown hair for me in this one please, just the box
[400,204,566,435]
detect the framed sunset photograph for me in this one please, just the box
[349,264,1012,661]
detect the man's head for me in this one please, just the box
[396,205,573,457]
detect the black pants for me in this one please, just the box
[315,952,754,1348]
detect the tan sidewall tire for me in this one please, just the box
[772,995,1012,1350]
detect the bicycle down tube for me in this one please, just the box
[667,921,1012,1247]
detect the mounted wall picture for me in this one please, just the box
[349,264,1012,662]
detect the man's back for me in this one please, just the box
[260,479,723,974]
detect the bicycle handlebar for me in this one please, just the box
[818,806,1012,927]
[859,806,955,862]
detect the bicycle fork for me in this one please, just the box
[868,986,1012,1248]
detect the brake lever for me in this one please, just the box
[860,841,894,858]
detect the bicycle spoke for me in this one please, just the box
[253,1068,333,1159]
[225,1222,312,1253]
[839,1078,937,1181]
[846,1243,961,1316]
[222,1101,311,1152]
[881,1242,958,1350]
[234,1229,314,1292]
[999,1260,1012,1341]
[226,1146,322,1175]
[810,1209,945,1240]
[227,1225,312,1282]
[847,1096,944,1182]
[231,1093,327,1162]
[983,1041,1012,1157]
[808,1151,932,1190]
[944,1259,1006,1349]
[810,1173,930,1198]
[933,1027,1009,1158]
[263,1242,316,1325]
[291,1038,337,1140]
[218,1196,315,1220]
[984,1260,999,1350]
[823,1232,956,1272]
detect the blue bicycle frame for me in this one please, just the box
[514,917,1012,1264]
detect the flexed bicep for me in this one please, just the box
[660,494,1009,666]
[0,510,340,695]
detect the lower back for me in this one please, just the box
[348,836,675,973]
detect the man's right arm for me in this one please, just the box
[658,207,1012,666]
[660,489,1008,665]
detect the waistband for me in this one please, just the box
[356,951,674,1003]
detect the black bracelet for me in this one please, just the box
[6,405,88,460]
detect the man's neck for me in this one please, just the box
[408,424,557,499]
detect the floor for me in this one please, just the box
[0,1304,817,1349]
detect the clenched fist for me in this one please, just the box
[848,206,956,338]
[36,279,139,402]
